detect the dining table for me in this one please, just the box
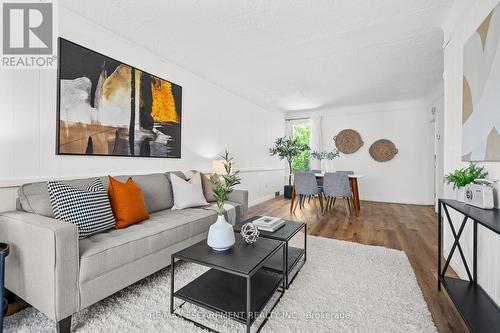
[289,173,364,216]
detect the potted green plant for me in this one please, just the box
[444,162,488,202]
[311,149,340,172]
[206,151,241,251]
[269,137,310,198]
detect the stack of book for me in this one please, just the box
[252,216,285,232]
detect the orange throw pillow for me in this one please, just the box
[108,176,149,229]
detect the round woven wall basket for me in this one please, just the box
[369,139,398,162]
[334,129,363,154]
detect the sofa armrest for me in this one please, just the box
[228,189,249,218]
[0,211,79,321]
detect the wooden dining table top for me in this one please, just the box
[314,173,365,178]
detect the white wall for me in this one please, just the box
[287,99,435,205]
[0,6,285,212]
[443,0,500,306]
[434,96,445,210]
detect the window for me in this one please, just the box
[289,120,311,172]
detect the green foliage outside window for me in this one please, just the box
[291,124,311,172]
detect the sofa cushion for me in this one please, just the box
[78,208,217,283]
[189,170,217,202]
[108,176,149,228]
[47,178,115,239]
[171,173,209,210]
[18,177,103,218]
[102,174,172,213]
[164,171,187,208]
[18,173,177,216]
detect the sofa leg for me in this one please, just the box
[56,316,71,333]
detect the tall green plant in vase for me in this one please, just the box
[269,137,310,198]
[209,151,242,215]
[206,151,241,251]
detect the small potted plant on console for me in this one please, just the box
[444,162,488,202]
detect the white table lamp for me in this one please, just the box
[212,159,227,175]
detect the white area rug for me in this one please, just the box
[4,236,436,332]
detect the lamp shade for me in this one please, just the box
[212,160,227,175]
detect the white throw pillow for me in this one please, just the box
[171,172,209,210]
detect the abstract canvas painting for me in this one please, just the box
[462,4,500,161]
[57,38,182,158]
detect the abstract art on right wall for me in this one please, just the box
[462,4,500,161]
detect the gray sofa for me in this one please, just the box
[0,171,248,332]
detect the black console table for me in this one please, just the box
[438,199,500,333]
[0,243,9,333]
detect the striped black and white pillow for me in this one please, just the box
[47,178,115,239]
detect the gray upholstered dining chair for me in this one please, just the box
[322,172,353,216]
[293,172,324,213]
[309,169,323,189]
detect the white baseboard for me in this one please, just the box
[249,193,277,207]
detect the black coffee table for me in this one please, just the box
[235,217,306,288]
[170,238,285,333]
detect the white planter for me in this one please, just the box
[207,214,235,251]
[456,187,465,202]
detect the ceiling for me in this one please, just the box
[61,0,453,113]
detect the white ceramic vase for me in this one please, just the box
[207,214,235,251]
[456,187,465,202]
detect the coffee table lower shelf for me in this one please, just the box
[264,246,304,273]
[173,268,283,329]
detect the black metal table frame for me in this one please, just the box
[170,242,286,333]
[437,199,500,333]
[437,201,476,290]
[0,243,9,333]
[260,222,306,289]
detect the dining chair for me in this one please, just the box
[322,172,353,216]
[309,169,324,189]
[336,170,354,191]
[293,172,324,213]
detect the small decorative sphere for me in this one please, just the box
[240,223,259,245]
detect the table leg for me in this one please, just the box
[170,256,175,314]
[283,243,287,291]
[473,220,477,284]
[284,242,289,289]
[0,258,4,332]
[304,224,307,263]
[350,178,360,217]
[438,201,442,291]
[289,185,296,213]
[246,276,251,333]
[0,244,9,333]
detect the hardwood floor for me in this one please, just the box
[248,196,468,333]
